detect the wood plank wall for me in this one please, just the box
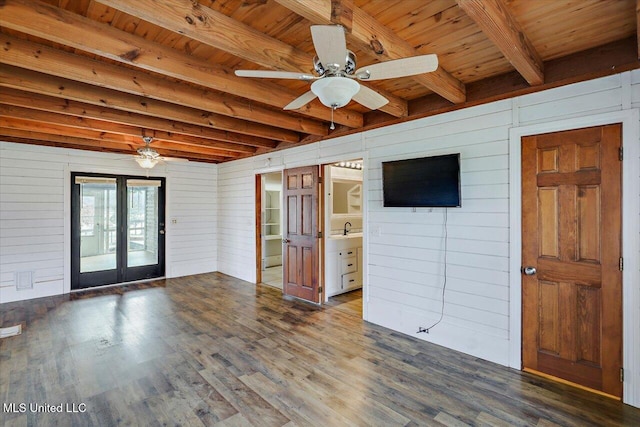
[165,161,218,278]
[365,100,512,363]
[216,70,639,367]
[1,70,638,381]
[0,145,218,303]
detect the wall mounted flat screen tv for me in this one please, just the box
[382,153,461,207]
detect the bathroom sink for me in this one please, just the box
[329,232,363,239]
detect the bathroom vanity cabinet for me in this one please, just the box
[325,235,362,297]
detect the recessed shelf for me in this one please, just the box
[262,188,282,267]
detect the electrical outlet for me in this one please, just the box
[15,271,33,290]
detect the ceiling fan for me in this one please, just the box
[134,136,187,169]
[235,25,438,127]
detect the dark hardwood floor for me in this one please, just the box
[326,289,362,317]
[1,273,639,426]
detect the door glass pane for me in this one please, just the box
[77,177,117,273]
[127,179,161,267]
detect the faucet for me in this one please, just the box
[343,222,352,236]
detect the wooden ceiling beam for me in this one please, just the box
[1,117,133,145]
[96,0,311,72]
[0,104,254,156]
[298,37,640,152]
[0,132,226,163]
[0,118,239,159]
[0,64,300,144]
[137,139,242,159]
[0,34,326,137]
[4,88,277,149]
[95,0,407,118]
[0,88,278,149]
[364,37,639,129]
[0,130,136,152]
[0,0,361,129]
[274,0,466,104]
[331,0,354,32]
[456,0,544,86]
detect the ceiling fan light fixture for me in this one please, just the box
[135,156,159,169]
[311,76,360,109]
[137,147,160,159]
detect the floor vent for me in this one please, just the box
[0,325,22,339]
[16,271,34,290]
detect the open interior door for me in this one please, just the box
[282,165,320,303]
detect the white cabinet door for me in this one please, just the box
[325,251,340,297]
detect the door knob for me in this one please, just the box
[282,239,290,244]
[159,230,165,235]
[522,266,536,275]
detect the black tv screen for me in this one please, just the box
[382,153,461,207]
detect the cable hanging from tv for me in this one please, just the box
[417,208,449,334]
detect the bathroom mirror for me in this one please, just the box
[332,180,362,214]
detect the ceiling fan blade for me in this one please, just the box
[352,85,389,110]
[355,54,439,81]
[311,25,347,72]
[235,69,315,81]
[284,91,318,110]
[161,157,189,162]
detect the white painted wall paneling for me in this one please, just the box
[0,142,217,303]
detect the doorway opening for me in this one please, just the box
[71,173,166,290]
[323,160,363,317]
[256,172,283,290]
[255,160,365,315]
[257,166,322,304]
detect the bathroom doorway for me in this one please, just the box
[323,160,364,316]
[255,171,283,289]
[255,161,364,315]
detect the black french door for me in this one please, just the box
[71,173,166,290]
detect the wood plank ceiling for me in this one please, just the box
[0,0,638,164]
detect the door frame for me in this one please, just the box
[255,173,263,285]
[63,165,169,294]
[255,169,287,289]
[70,172,166,290]
[255,167,323,301]
[255,171,285,287]
[253,150,367,315]
[508,109,640,406]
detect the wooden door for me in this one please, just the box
[521,124,622,398]
[282,166,320,303]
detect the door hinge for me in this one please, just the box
[318,286,323,294]
[619,257,624,271]
[318,176,323,185]
[317,231,323,238]
[620,367,624,382]
[619,147,623,161]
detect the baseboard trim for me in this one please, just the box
[523,368,620,400]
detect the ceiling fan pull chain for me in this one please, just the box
[330,106,336,130]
